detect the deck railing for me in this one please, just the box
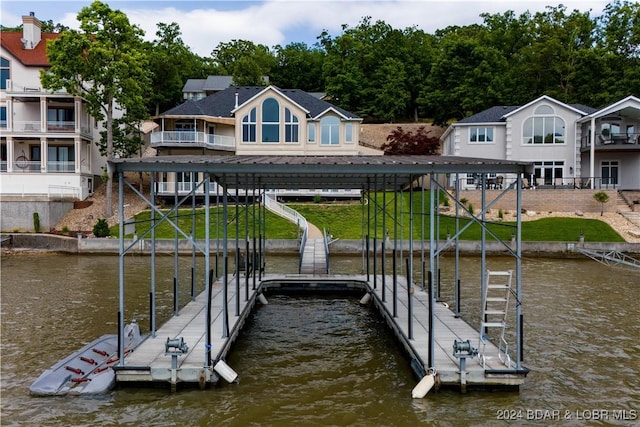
[581,132,640,149]
[150,131,235,150]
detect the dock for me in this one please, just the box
[115,274,527,392]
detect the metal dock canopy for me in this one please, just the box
[110,155,533,189]
[109,154,532,394]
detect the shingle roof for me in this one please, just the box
[457,102,598,125]
[162,86,361,119]
[457,106,519,124]
[0,31,59,66]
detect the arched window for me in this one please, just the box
[320,116,340,145]
[523,105,565,144]
[242,107,256,142]
[262,98,279,143]
[1,57,10,90]
[284,108,299,143]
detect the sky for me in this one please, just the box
[1,0,611,56]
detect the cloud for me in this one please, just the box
[2,0,611,57]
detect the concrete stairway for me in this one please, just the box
[616,191,640,233]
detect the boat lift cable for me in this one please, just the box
[573,247,640,270]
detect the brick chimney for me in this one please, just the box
[22,12,42,49]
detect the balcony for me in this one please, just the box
[150,131,235,151]
[1,161,76,173]
[581,132,639,151]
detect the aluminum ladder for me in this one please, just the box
[478,270,513,368]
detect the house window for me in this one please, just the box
[601,161,619,186]
[284,108,299,143]
[470,127,493,143]
[533,161,564,186]
[600,122,620,140]
[48,145,75,172]
[47,108,74,130]
[1,143,6,171]
[175,121,194,131]
[320,116,340,145]
[308,123,315,143]
[261,98,279,143]
[242,107,256,142]
[523,106,565,144]
[345,122,353,143]
[176,171,195,192]
[0,57,9,90]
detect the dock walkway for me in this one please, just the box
[116,274,527,392]
[367,276,527,389]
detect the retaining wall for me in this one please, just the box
[3,234,639,256]
[456,188,618,214]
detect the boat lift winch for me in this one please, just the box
[165,337,188,391]
[453,339,478,392]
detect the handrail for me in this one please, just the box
[323,228,331,274]
[263,191,308,246]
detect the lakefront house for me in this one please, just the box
[149,84,382,198]
[440,95,640,191]
[0,13,112,231]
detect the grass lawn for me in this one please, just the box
[112,193,624,243]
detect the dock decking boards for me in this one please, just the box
[116,274,526,391]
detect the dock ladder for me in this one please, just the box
[478,270,513,368]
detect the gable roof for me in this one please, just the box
[457,106,520,124]
[162,86,361,120]
[577,95,640,123]
[0,31,59,67]
[455,96,599,126]
[503,95,595,118]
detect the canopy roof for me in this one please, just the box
[111,155,532,191]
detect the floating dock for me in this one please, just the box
[115,274,527,392]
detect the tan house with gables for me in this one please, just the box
[151,85,381,196]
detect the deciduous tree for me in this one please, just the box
[381,126,440,155]
[41,1,151,217]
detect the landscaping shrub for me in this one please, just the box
[93,218,111,237]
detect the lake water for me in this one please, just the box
[1,253,638,426]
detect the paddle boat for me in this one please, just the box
[30,321,144,396]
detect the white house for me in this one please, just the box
[0,13,111,230]
[440,95,640,191]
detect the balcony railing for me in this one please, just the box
[47,121,75,131]
[150,131,235,151]
[581,132,640,150]
[12,160,42,172]
[1,161,76,173]
[47,161,75,172]
[4,80,68,95]
[12,121,41,132]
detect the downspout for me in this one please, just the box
[590,117,596,189]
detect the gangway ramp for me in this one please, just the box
[573,246,640,269]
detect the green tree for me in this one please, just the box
[41,1,151,217]
[593,191,610,216]
[517,5,596,102]
[146,22,214,115]
[211,40,275,86]
[271,42,325,92]
[592,0,640,102]
[419,27,509,124]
